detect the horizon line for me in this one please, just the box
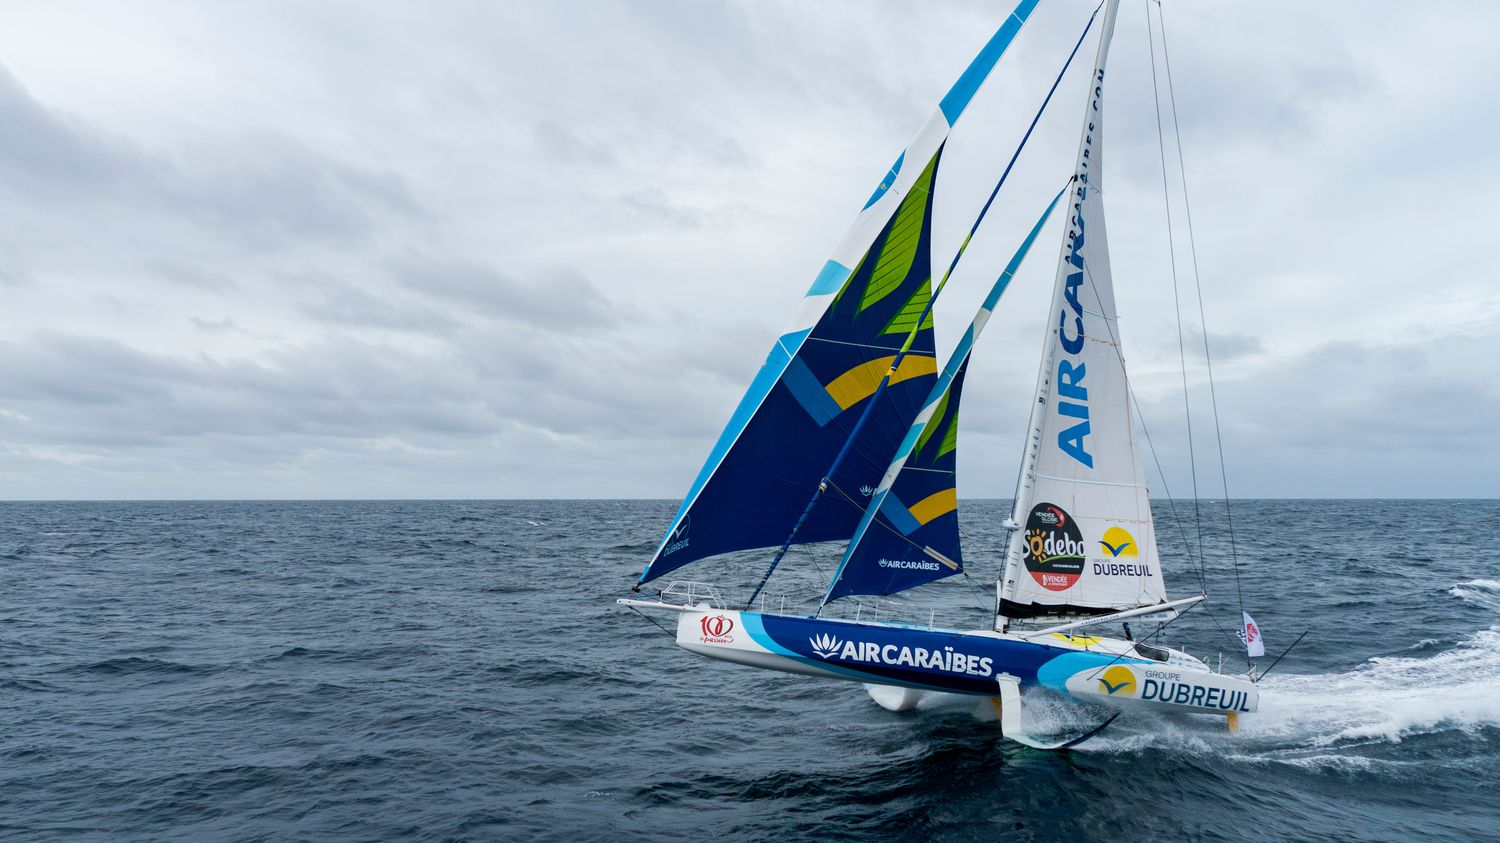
[2,496,1497,503]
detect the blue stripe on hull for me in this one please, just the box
[743,613,1128,696]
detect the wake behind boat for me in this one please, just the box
[620,0,1264,747]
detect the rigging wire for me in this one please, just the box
[1063,0,1244,657]
[1139,0,1234,656]
[1080,258,1242,659]
[1144,0,1206,573]
[628,605,678,639]
[1155,0,1247,616]
[1077,259,1205,597]
[959,570,996,614]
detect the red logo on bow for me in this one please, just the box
[701,615,735,638]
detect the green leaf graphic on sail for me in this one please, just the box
[862,154,937,313]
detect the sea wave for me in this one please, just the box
[1251,625,1500,747]
[1449,578,1500,612]
[5,499,1499,840]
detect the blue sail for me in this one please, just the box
[640,151,946,583]
[824,186,1067,602]
[636,0,1044,586]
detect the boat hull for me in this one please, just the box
[675,608,1256,716]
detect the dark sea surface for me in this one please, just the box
[2,499,1498,841]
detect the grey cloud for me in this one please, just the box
[149,260,241,292]
[1120,331,1500,499]
[1138,325,1266,368]
[0,62,424,259]
[0,2,1493,499]
[296,275,459,334]
[0,65,134,193]
[0,318,730,467]
[533,119,618,168]
[1204,331,1264,363]
[0,243,30,286]
[1235,339,1500,451]
[189,317,238,333]
[390,256,621,329]
[162,138,425,247]
[620,188,710,230]
[0,332,499,449]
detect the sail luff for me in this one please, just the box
[823,186,1068,604]
[639,0,1044,587]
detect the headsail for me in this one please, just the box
[822,362,969,602]
[998,0,1169,623]
[639,0,1043,586]
[823,188,1067,603]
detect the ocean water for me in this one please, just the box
[2,499,1498,841]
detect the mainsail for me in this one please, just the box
[998,0,1169,623]
[823,188,1067,603]
[639,0,1043,586]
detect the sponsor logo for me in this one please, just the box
[802,634,995,677]
[1023,502,1085,591]
[1097,665,1136,696]
[1052,67,1106,470]
[663,515,691,556]
[1079,665,1253,712]
[1092,525,1153,578]
[859,485,875,497]
[877,558,942,571]
[1093,561,1153,577]
[810,633,842,659]
[698,614,735,644]
[1099,526,1136,557]
[1140,678,1253,712]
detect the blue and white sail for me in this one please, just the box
[639,0,1043,586]
[998,0,1168,623]
[823,188,1067,603]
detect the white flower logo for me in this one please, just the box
[810,633,842,659]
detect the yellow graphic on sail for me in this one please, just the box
[824,355,937,411]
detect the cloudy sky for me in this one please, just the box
[0,0,1494,500]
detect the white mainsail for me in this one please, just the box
[998,0,1168,625]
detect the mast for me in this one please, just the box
[997,0,1124,631]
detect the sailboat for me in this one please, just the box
[619,0,1259,746]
